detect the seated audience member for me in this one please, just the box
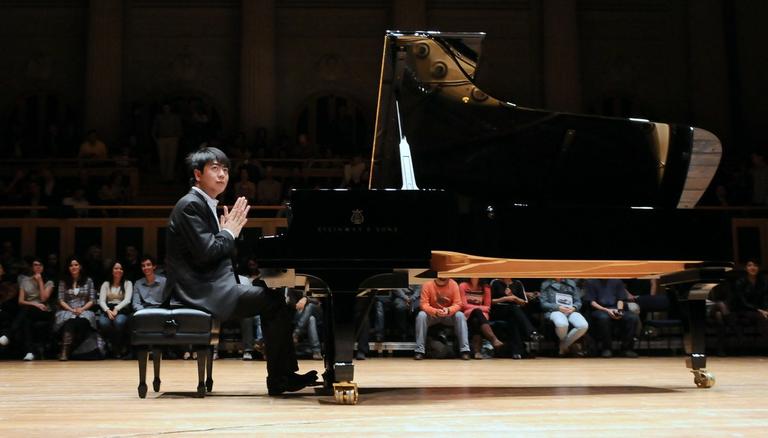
[540,278,588,356]
[97,171,129,206]
[341,154,367,188]
[585,279,639,358]
[489,278,541,358]
[39,168,61,209]
[122,245,142,283]
[256,167,283,205]
[625,279,668,319]
[234,167,257,203]
[354,295,373,360]
[78,130,108,160]
[373,286,419,342]
[0,241,24,279]
[291,286,323,360]
[61,187,90,218]
[131,255,166,311]
[414,278,470,360]
[83,245,106,291]
[54,256,98,361]
[459,278,504,359]
[98,261,133,358]
[44,253,60,282]
[725,260,768,348]
[0,262,19,351]
[11,258,54,360]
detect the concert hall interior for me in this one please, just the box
[1,0,768,436]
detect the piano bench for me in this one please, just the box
[131,308,220,398]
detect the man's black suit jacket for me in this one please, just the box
[165,189,243,319]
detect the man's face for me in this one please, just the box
[195,161,229,198]
[141,259,156,278]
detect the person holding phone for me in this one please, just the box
[585,279,639,358]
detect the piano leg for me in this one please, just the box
[675,282,716,388]
[308,270,406,403]
[317,290,369,404]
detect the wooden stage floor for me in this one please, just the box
[1,356,767,437]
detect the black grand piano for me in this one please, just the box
[257,31,731,404]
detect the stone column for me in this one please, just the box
[541,0,582,112]
[392,0,426,31]
[240,0,276,141]
[688,0,731,143]
[84,0,123,145]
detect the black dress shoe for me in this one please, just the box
[266,372,320,396]
[291,370,319,383]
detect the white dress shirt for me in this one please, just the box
[192,186,235,239]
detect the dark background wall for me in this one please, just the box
[0,0,765,162]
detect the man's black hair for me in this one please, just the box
[140,254,157,266]
[185,146,231,186]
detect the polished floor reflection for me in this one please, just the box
[2,356,766,436]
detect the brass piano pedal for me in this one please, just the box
[333,381,359,404]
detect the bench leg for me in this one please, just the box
[151,348,162,392]
[196,347,207,397]
[137,348,149,398]
[206,346,214,392]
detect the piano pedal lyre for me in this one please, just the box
[691,369,715,388]
[333,381,359,404]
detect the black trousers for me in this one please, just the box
[12,306,53,352]
[490,304,534,355]
[467,308,490,335]
[228,286,298,379]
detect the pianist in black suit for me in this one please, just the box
[165,146,318,395]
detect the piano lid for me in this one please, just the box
[370,31,721,209]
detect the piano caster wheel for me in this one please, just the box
[138,383,148,398]
[692,370,715,388]
[153,378,161,392]
[333,382,358,405]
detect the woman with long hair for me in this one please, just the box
[711,259,768,355]
[730,260,768,352]
[459,277,504,359]
[97,260,133,358]
[53,255,97,360]
[11,257,54,360]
